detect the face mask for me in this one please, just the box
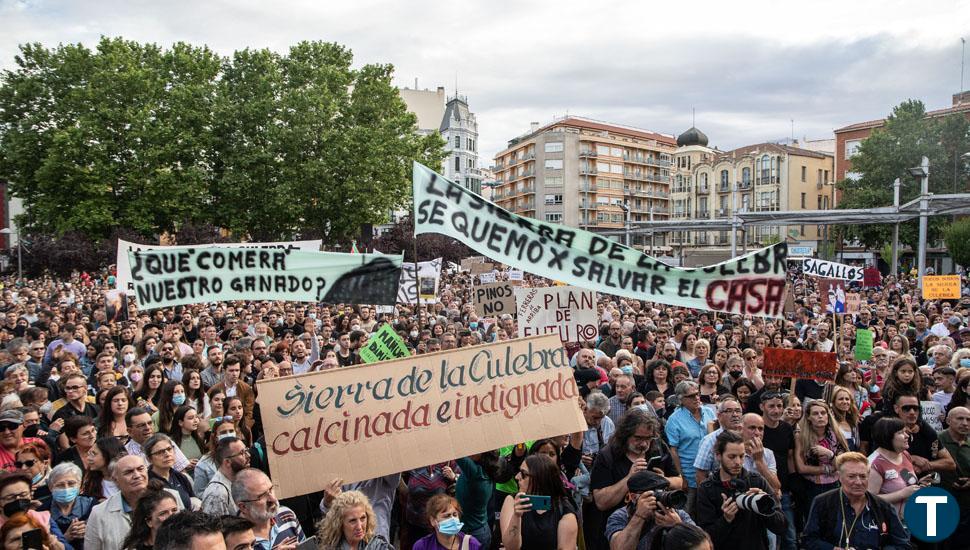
[743,320,752,328]
[22,425,39,438]
[729,370,742,379]
[715,323,723,332]
[351,325,360,331]
[437,517,464,536]
[52,487,79,504]
[217,431,236,441]
[928,358,935,367]
[3,498,31,517]
[308,313,317,319]
[469,322,478,330]
[123,353,135,364]
[30,471,43,486]
[621,366,634,376]
[172,394,186,406]
[409,331,419,339]
[961,358,970,368]
[129,372,142,383]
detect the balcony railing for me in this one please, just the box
[579,150,598,158]
[580,167,598,175]
[718,184,730,193]
[696,210,710,218]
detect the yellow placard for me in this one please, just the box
[922,275,961,299]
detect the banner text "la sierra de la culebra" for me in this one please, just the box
[413,162,788,317]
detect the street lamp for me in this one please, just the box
[907,156,929,285]
[0,228,21,282]
[619,201,631,248]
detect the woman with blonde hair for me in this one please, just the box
[317,490,392,550]
[827,386,861,451]
[794,400,849,522]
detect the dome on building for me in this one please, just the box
[676,126,709,147]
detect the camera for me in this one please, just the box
[651,489,687,509]
[725,478,775,516]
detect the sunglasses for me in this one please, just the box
[900,405,920,413]
[14,459,37,469]
[0,423,20,433]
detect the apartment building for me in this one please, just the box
[670,135,834,252]
[492,117,676,248]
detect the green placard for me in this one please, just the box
[359,323,411,364]
[854,329,873,361]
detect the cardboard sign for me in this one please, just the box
[854,328,873,361]
[921,401,945,432]
[256,334,586,498]
[470,262,494,275]
[802,258,864,282]
[863,267,881,288]
[478,272,496,284]
[359,324,411,364]
[473,282,516,317]
[845,293,862,315]
[105,290,129,323]
[398,259,442,305]
[922,275,961,299]
[819,279,846,314]
[116,239,322,295]
[763,347,838,382]
[515,286,598,343]
[508,269,524,282]
[128,247,402,308]
[460,256,485,272]
[413,163,788,317]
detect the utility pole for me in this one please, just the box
[730,165,739,258]
[649,206,655,255]
[891,178,900,278]
[621,202,631,248]
[915,157,930,284]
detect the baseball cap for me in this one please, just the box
[0,410,23,426]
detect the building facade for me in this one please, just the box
[440,95,482,194]
[492,117,676,248]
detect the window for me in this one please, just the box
[845,140,862,158]
[467,138,475,151]
[801,166,806,182]
[544,159,563,170]
[823,196,829,209]
[596,161,610,172]
[545,213,563,223]
[610,164,623,174]
[801,193,806,209]
[544,194,562,205]
[817,196,822,209]
[596,145,610,156]
[741,167,751,184]
[545,141,564,153]
[701,173,708,187]
[454,135,461,149]
[800,225,805,236]
[597,179,610,189]
[817,169,823,185]
[468,158,475,169]
[596,213,608,222]
[596,196,610,204]
[611,147,623,157]
[455,156,461,171]
[720,170,729,187]
[545,176,563,187]
[824,170,829,183]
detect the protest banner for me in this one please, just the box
[256,334,587,498]
[104,290,128,323]
[418,276,438,302]
[473,282,516,317]
[116,238,322,296]
[128,247,402,308]
[397,258,442,305]
[854,328,873,361]
[763,347,838,382]
[470,262,494,275]
[413,163,788,317]
[508,269,524,282]
[359,324,411,364]
[922,275,961,299]
[845,292,862,315]
[801,258,864,282]
[863,266,881,288]
[478,272,497,284]
[460,256,485,272]
[921,401,945,432]
[818,279,846,313]
[515,286,598,343]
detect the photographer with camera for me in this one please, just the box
[695,431,786,550]
[605,470,695,550]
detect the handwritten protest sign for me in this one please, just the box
[256,334,586,498]
[802,258,864,282]
[921,401,945,432]
[117,239,322,299]
[478,272,497,284]
[460,256,485,272]
[922,275,961,299]
[845,292,862,315]
[863,267,881,288]
[413,163,788,317]
[763,347,838,382]
[819,279,846,313]
[473,282,516,317]
[854,329,873,361]
[508,269,524,283]
[515,286,598,343]
[128,247,402,308]
[470,262,494,275]
[397,259,442,305]
[359,324,411,364]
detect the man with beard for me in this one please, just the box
[202,345,225,389]
[233,468,306,549]
[202,436,250,516]
[159,339,183,381]
[290,329,320,375]
[587,409,682,550]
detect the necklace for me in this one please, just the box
[839,490,861,549]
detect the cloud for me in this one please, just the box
[2,0,967,165]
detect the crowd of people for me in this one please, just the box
[0,260,965,550]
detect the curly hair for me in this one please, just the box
[316,490,376,549]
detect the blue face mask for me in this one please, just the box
[715,323,723,332]
[52,487,79,504]
[172,394,186,406]
[621,366,634,376]
[31,471,43,486]
[437,516,464,536]
[469,322,478,330]
[962,358,970,368]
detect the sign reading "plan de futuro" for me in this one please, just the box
[412,163,788,317]
[802,258,864,282]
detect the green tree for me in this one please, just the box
[835,100,969,250]
[945,217,970,268]
[0,38,221,239]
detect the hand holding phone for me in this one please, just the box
[525,494,551,511]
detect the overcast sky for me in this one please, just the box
[3,0,968,164]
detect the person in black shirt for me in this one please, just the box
[759,391,797,550]
[894,393,956,475]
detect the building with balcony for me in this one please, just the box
[492,117,676,249]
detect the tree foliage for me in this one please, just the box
[372,214,472,264]
[0,38,445,246]
[835,100,970,250]
[944,217,970,268]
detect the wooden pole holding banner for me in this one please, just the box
[413,242,421,314]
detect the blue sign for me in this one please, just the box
[904,487,959,542]
[788,246,813,257]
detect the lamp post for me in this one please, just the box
[891,178,900,278]
[907,156,930,285]
[620,201,631,248]
[0,228,21,282]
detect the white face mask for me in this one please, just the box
[123,352,135,364]
[409,331,419,339]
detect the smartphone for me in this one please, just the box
[646,456,664,471]
[21,528,43,550]
[525,494,551,511]
[296,536,319,550]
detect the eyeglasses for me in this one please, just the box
[239,487,274,503]
[681,393,700,400]
[900,405,920,413]
[161,347,174,352]
[762,391,790,402]
[14,459,37,469]
[65,384,86,392]
[228,448,251,460]
[150,446,175,457]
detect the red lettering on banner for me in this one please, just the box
[705,278,786,316]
